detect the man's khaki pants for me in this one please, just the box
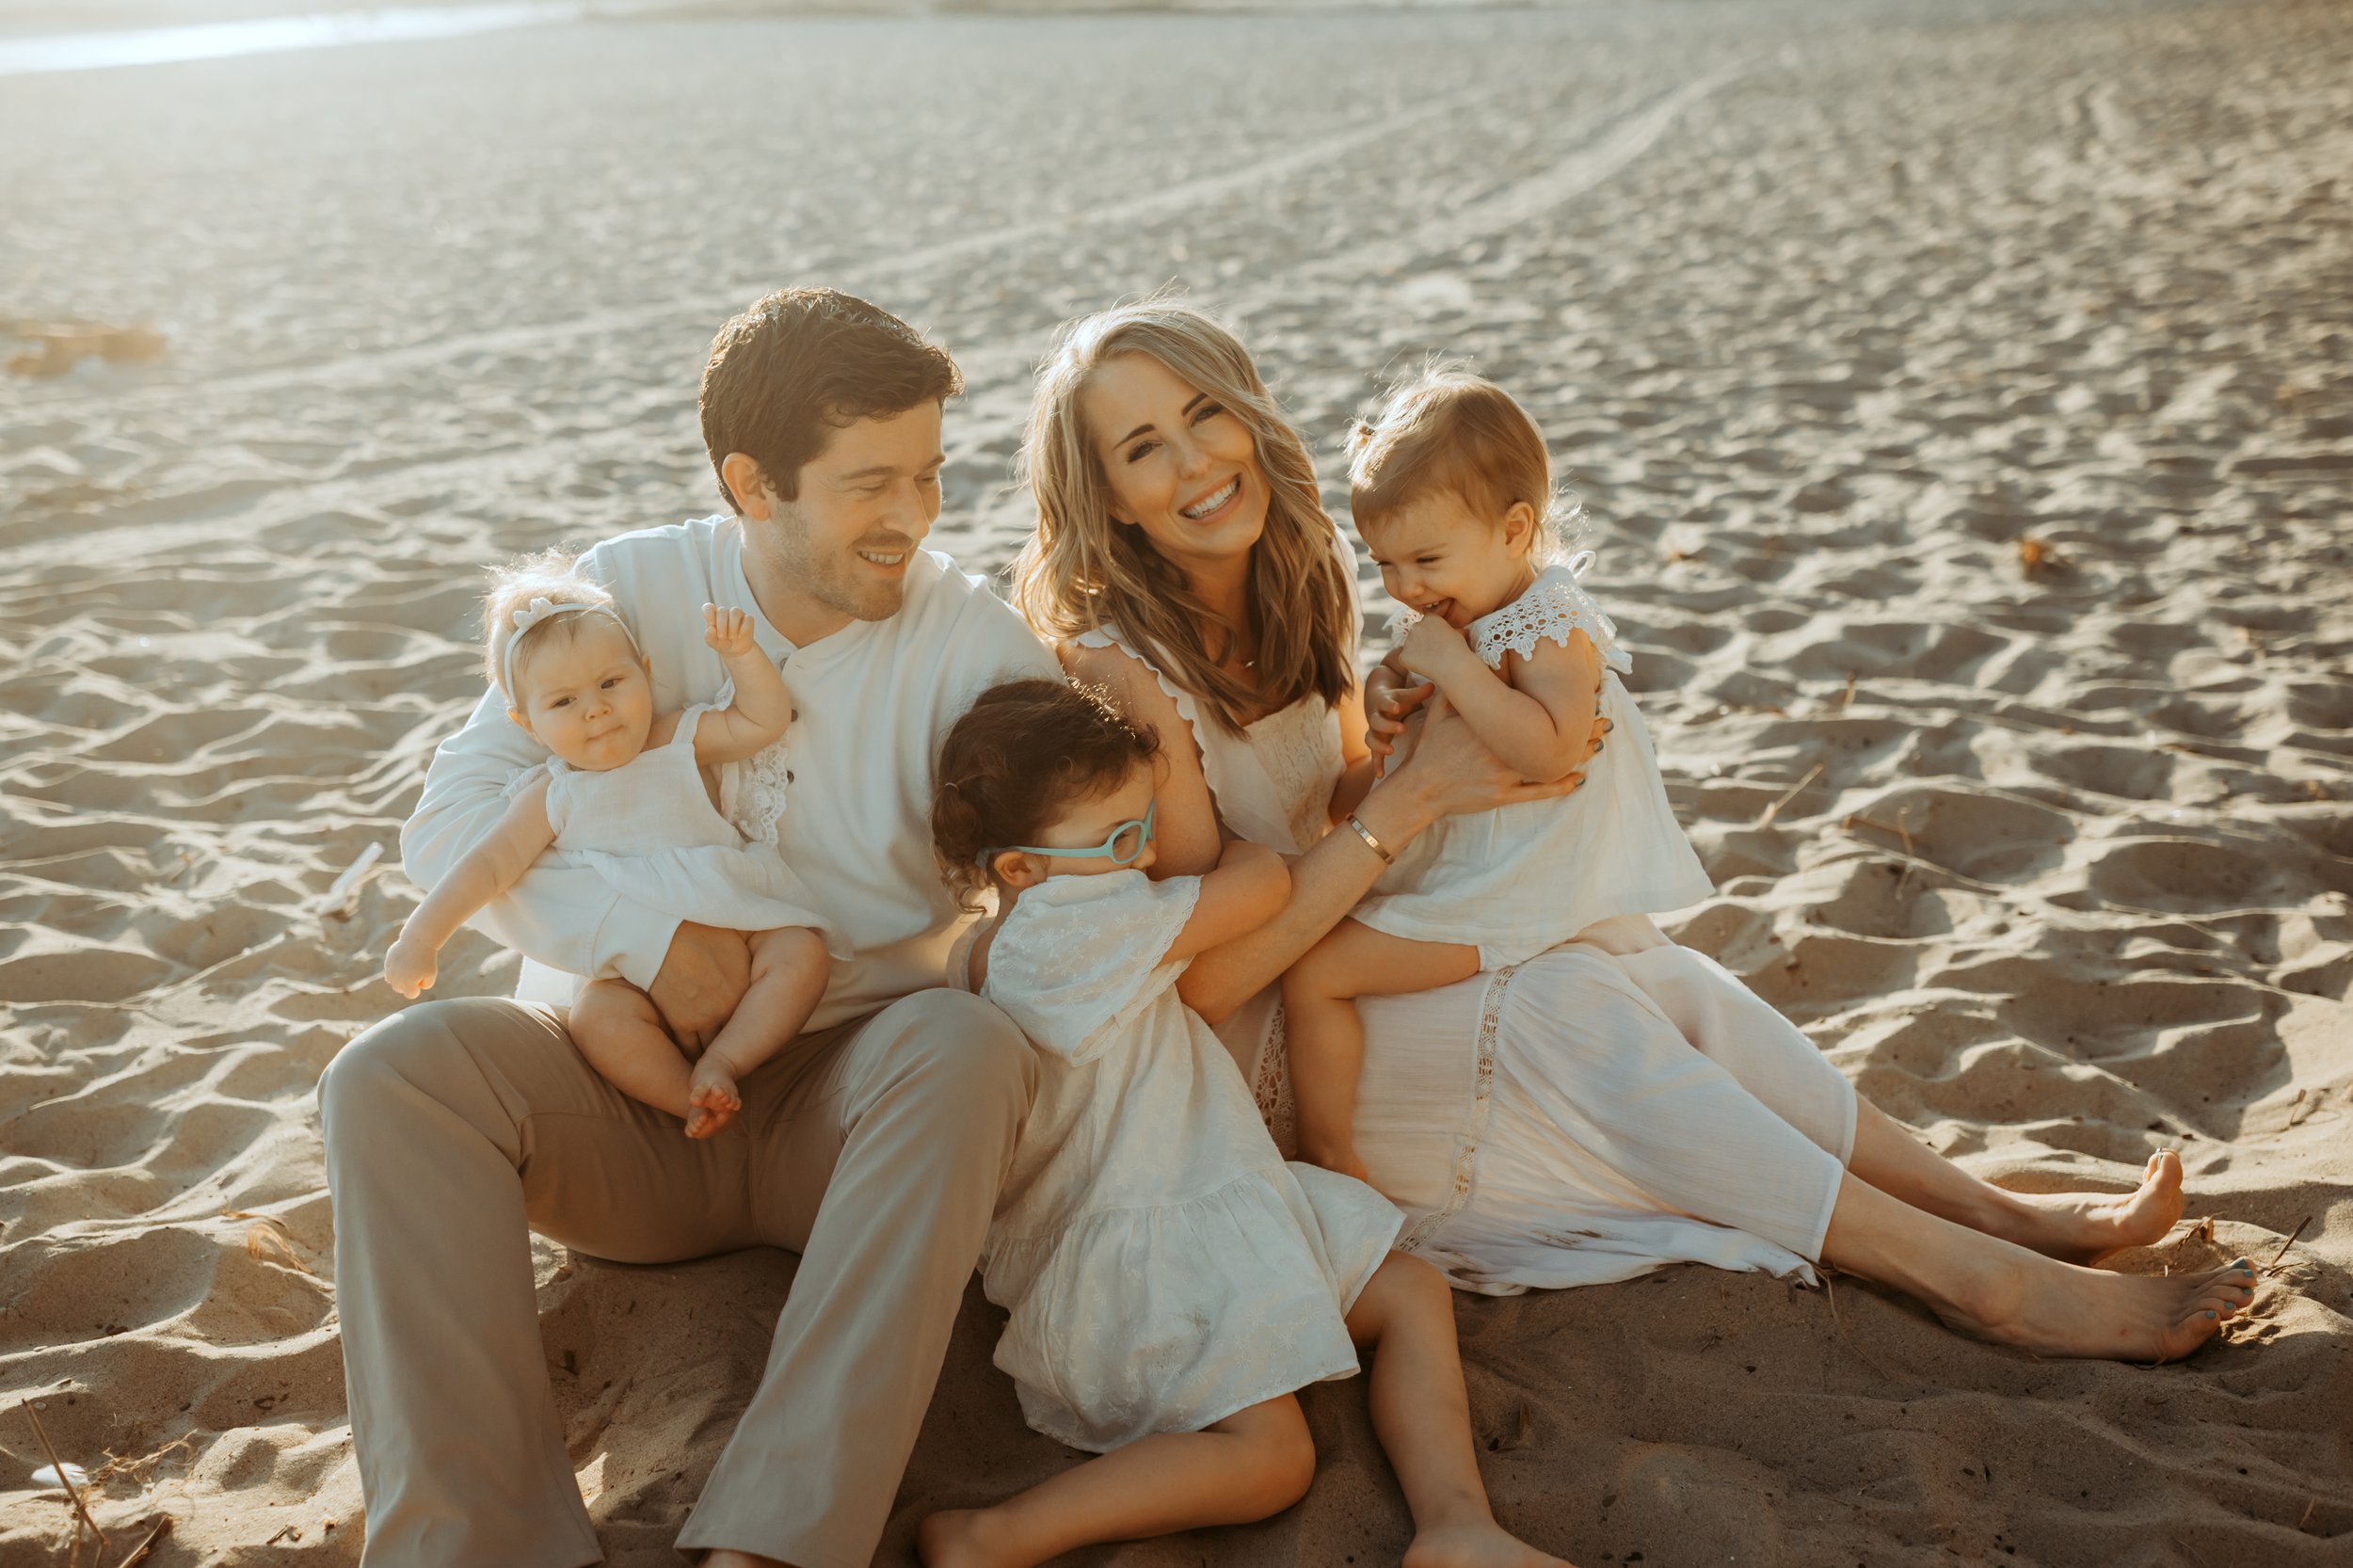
[317,987,1036,1568]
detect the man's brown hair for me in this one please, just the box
[698,287,964,512]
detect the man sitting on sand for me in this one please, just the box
[320,287,1064,1567]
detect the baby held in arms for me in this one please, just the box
[383,552,837,1138]
[1284,370,1717,1180]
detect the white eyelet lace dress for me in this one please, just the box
[540,704,840,968]
[1090,568,1859,1298]
[954,870,1401,1452]
[1353,555,1715,968]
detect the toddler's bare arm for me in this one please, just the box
[694,603,795,763]
[385,775,556,996]
[1163,840,1291,965]
[1402,616,1601,783]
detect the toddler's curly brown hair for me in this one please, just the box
[932,678,1160,911]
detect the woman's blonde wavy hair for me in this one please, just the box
[1010,298,1356,735]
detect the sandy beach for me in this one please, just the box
[2,0,2349,1561]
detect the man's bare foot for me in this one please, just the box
[685,1058,742,1139]
[917,1507,1016,1568]
[1938,1250,2257,1361]
[1403,1518,1575,1568]
[2006,1150,2187,1262]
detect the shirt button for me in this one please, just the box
[791,709,800,721]
[786,770,795,783]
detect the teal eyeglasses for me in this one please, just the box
[988,801,1157,868]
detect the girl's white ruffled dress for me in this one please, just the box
[1353,556,1714,968]
[958,870,1401,1452]
[540,703,837,963]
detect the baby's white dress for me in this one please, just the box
[540,704,837,969]
[960,870,1401,1452]
[1353,556,1714,968]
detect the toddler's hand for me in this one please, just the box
[384,933,438,999]
[704,603,757,657]
[1398,614,1475,683]
[1366,679,1433,765]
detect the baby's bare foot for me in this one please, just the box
[1403,1519,1574,1568]
[1940,1252,2256,1361]
[2012,1150,2186,1262]
[686,1062,742,1140]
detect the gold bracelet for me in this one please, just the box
[1345,813,1395,864]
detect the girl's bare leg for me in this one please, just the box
[1283,921,1481,1181]
[1821,1170,2256,1360]
[1847,1101,2185,1261]
[1345,1256,1572,1568]
[916,1395,1317,1568]
[687,926,831,1138]
[571,977,693,1121]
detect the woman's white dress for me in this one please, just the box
[1078,549,1857,1296]
[955,871,1401,1451]
[540,704,840,969]
[1354,557,1715,968]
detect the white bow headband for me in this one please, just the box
[501,597,641,697]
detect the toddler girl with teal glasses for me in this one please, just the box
[920,677,1561,1568]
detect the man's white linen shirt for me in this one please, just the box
[402,514,1060,1031]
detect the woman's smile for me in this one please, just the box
[1178,475,1242,522]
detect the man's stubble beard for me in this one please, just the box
[759,503,909,624]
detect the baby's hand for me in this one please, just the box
[1398,614,1476,683]
[1366,679,1434,765]
[704,603,757,657]
[384,932,439,999]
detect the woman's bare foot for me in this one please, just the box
[917,1507,1013,1568]
[2006,1150,2187,1262]
[685,1056,742,1139]
[1403,1519,1575,1568]
[1938,1250,2257,1361]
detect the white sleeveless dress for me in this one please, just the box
[1354,556,1715,968]
[1080,567,1858,1296]
[540,704,840,971]
[954,871,1401,1452]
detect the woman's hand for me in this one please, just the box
[1386,692,1601,819]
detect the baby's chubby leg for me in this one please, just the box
[918,1394,1317,1568]
[571,978,695,1123]
[1282,920,1480,1181]
[1345,1255,1574,1568]
[687,926,831,1139]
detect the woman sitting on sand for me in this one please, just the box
[1009,296,2257,1362]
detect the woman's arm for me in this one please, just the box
[1060,639,1226,878]
[385,776,557,997]
[695,604,795,764]
[1175,696,1591,1024]
[1397,616,1602,784]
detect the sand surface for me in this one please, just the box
[3,0,2350,1562]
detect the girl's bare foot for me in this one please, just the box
[917,1508,1011,1568]
[2008,1150,2186,1262]
[1939,1251,2256,1361]
[1403,1519,1575,1568]
[686,1057,742,1139]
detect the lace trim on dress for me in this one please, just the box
[1253,1002,1297,1152]
[1385,552,1632,677]
[1394,963,1516,1256]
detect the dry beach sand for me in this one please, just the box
[3,0,2351,1561]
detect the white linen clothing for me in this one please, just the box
[538,703,840,968]
[1354,558,1715,968]
[1092,569,1860,1294]
[960,871,1401,1452]
[402,517,1061,1029]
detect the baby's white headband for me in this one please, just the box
[501,597,641,698]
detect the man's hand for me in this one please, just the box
[648,921,753,1055]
